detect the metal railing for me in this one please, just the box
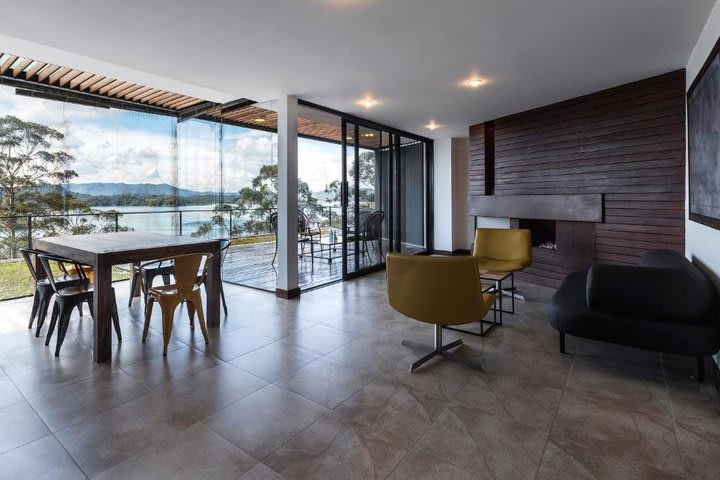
[0,205,345,261]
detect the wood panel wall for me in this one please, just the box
[469,70,686,287]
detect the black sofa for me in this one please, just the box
[549,249,719,381]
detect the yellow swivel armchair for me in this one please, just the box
[386,253,496,372]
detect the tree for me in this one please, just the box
[192,164,324,238]
[324,150,376,206]
[0,115,79,258]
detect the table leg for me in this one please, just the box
[93,260,113,363]
[206,243,222,327]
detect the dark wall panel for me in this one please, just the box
[469,70,686,287]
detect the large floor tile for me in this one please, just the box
[121,345,221,388]
[0,375,24,409]
[93,423,257,480]
[230,341,319,382]
[0,435,86,480]
[280,324,354,356]
[386,446,481,480]
[193,327,275,362]
[28,368,150,432]
[275,357,374,409]
[0,401,51,454]
[204,384,327,459]
[542,393,686,479]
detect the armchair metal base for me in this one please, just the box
[401,325,484,373]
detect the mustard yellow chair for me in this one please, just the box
[386,253,496,372]
[473,227,532,314]
[142,253,211,355]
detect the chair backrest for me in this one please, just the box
[219,239,231,267]
[20,248,44,283]
[386,253,492,326]
[363,210,384,240]
[171,253,212,296]
[37,253,88,294]
[298,211,310,232]
[473,228,531,263]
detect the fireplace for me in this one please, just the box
[519,219,557,251]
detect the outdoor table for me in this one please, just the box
[34,232,221,363]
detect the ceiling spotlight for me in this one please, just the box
[254,118,266,123]
[425,121,440,130]
[361,132,376,138]
[346,135,353,141]
[464,78,484,88]
[357,97,378,109]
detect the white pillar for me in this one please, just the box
[433,138,472,253]
[276,95,299,297]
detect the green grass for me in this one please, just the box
[0,260,130,301]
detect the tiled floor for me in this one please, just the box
[0,273,718,479]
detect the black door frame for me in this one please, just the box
[302,99,434,281]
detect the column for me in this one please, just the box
[276,95,300,298]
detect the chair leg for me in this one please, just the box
[158,298,179,356]
[192,291,210,345]
[54,308,73,357]
[559,332,566,354]
[219,282,228,316]
[697,356,705,383]
[28,290,40,329]
[111,290,122,342]
[35,291,52,337]
[45,302,60,346]
[77,304,83,317]
[187,301,196,326]
[402,325,480,372]
[142,297,155,342]
[128,271,139,307]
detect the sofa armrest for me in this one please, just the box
[586,264,703,321]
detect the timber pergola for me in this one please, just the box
[0,51,381,148]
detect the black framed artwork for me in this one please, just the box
[688,35,720,231]
[687,34,720,230]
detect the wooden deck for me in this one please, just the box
[222,240,422,291]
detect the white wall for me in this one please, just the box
[686,0,720,367]
[433,138,472,252]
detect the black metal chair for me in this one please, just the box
[348,210,385,260]
[270,210,320,265]
[21,248,87,337]
[37,253,122,356]
[128,259,175,307]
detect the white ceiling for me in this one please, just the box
[1,0,715,138]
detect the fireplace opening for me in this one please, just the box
[519,219,557,250]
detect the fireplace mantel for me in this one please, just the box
[468,194,603,222]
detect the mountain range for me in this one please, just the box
[67,183,214,197]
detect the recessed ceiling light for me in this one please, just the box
[361,132,375,138]
[425,121,440,130]
[254,118,266,123]
[345,135,353,141]
[357,97,378,109]
[464,78,484,88]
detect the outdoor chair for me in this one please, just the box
[347,210,385,260]
[21,248,88,337]
[142,253,211,355]
[37,253,122,356]
[270,210,321,265]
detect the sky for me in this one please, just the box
[0,86,342,194]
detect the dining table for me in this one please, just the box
[34,231,222,363]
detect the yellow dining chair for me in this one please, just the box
[386,253,496,372]
[141,253,211,355]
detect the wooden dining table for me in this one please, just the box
[34,232,222,363]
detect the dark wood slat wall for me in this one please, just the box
[469,70,686,287]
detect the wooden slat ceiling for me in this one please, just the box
[0,52,206,110]
[0,51,400,149]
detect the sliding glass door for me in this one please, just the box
[341,119,431,279]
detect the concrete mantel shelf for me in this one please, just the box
[468,194,603,222]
